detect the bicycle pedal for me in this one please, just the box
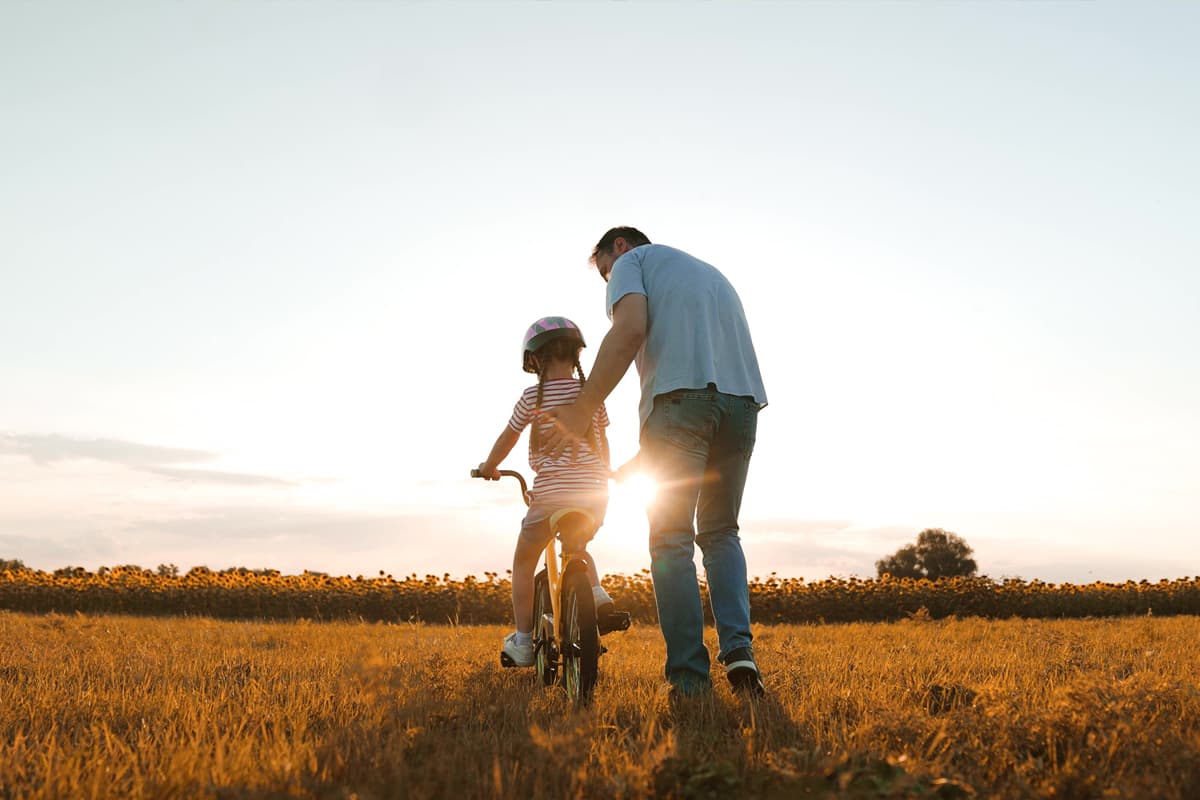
[500,652,517,668]
[598,610,632,635]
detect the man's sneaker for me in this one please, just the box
[500,633,535,668]
[723,647,765,696]
[596,602,632,635]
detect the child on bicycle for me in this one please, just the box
[477,316,624,668]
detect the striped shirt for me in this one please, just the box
[507,379,610,501]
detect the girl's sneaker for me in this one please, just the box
[593,585,632,634]
[500,632,535,668]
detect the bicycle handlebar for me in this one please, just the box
[470,468,530,502]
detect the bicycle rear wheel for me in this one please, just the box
[560,569,599,702]
[533,571,556,687]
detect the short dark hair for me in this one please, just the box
[590,227,651,263]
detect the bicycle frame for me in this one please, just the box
[471,469,593,643]
[472,466,629,701]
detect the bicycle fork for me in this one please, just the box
[546,540,562,641]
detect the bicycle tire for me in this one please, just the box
[560,569,599,702]
[533,572,556,687]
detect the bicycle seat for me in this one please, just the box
[548,508,596,538]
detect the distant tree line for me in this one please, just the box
[877,528,978,580]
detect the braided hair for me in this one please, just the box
[530,337,594,457]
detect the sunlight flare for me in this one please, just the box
[615,472,658,511]
[598,471,658,545]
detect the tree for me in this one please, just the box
[877,528,978,580]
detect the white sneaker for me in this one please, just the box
[500,632,535,668]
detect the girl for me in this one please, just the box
[477,316,622,667]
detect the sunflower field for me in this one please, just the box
[1,564,1197,624]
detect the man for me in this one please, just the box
[542,226,768,696]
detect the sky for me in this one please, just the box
[2,2,1197,584]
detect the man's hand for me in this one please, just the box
[611,453,642,483]
[476,462,501,480]
[539,403,592,461]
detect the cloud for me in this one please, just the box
[2,496,1190,584]
[743,518,853,537]
[738,519,929,580]
[128,506,428,545]
[0,502,516,576]
[985,555,1196,585]
[744,537,881,581]
[0,433,294,488]
[742,518,914,551]
[142,467,297,487]
[0,532,122,567]
[0,433,213,467]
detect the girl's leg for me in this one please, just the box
[557,513,606,589]
[582,552,614,607]
[582,554,602,587]
[511,534,544,634]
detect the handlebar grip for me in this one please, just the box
[470,468,530,506]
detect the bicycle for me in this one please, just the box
[470,468,630,702]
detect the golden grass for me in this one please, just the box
[1,612,1198,799]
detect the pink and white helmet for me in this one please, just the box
[522,316,586,373]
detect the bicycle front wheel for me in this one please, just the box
[560,570,599,702]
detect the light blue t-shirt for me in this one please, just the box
[606,243,768,429]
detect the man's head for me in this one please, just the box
[590,226,651,282]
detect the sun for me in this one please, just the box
[597,471,657,547]
[617,472,658,510]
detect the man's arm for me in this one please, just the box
[542,293,647,455]
[577,293,648,415]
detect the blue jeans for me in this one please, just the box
[640,386,758,692]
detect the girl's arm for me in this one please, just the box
[478,427,522,479]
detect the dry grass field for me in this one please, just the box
[1,611,1198,799]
